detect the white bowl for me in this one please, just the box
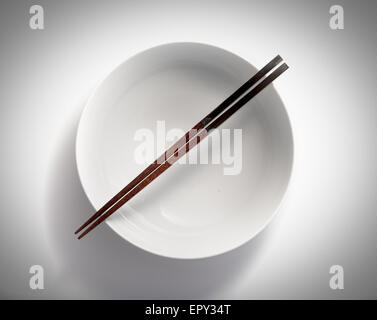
[76,42,293,259]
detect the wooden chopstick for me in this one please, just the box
[75,55,283,235]
[77,61,289,239]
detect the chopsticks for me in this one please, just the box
[75,55,288,239]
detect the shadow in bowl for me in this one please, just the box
[45,102,274,299]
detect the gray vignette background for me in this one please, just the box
[0,0,376,299]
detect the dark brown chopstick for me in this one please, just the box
[74,55,283,235]
[77,62,289,239]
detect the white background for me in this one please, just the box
[0,0,376,298]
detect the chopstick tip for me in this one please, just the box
[273,55,283,64]
[77,230,89,239]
